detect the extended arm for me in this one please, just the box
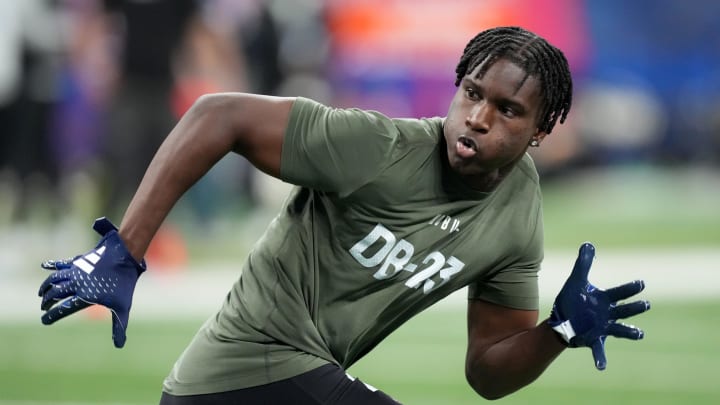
[465,243,650,400]
[38,93,294,347]
[119,93,294,260]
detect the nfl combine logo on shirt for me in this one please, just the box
[428,214,461,233]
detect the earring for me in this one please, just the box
[529,139,540,147]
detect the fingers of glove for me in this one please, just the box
[41,257,77,271]
[605,280,645,302]
[41,296,91,325]
[110,308,129,348]
[609,300,651,320]
[40,281,74,311]
[590,338,607,370]
[606,322,645,340]
[38,271,70,296]
[569,242,596,283]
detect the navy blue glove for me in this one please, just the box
[549,242,650,370]
[38,217,146,348]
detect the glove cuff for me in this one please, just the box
[106,231,147,276]
[93,217,146,276]
[549,319,575,345]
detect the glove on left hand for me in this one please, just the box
[549,242,650,370]
[38,217,146,348]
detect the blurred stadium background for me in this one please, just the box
[1,0,718,403]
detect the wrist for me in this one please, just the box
[119,235,147,264]
[117,217,157,263]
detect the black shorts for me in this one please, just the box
[159,364,401,405]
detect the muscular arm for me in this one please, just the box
[118,93,295,261]
[465,299,566,400]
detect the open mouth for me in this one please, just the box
[458,136,477,151]
[455,135,478,159]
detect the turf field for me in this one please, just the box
[0,299,718,404]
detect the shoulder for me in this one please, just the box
[289,97,443,144]
[391,116,445,146]
[289,97,394,131]
[512,153,540,186]
[499,153,542,217]
[495,153,541,206]
[281,99,444,195]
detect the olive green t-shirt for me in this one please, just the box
[163,97,543,395]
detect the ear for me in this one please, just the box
[530,130,548,147]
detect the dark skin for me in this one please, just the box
[118,57,563,401]
[443,58,547,191]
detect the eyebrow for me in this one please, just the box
[461,77,529,113]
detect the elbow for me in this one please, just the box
[187,92,259,154]
[467,382,508,400]
[185,92,247,149]
[189,93,229,119]
[466,377,506,400]
[465,364,512,401]
[183,93,227,130]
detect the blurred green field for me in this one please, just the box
[538,167,720,250]
[1,298,718,404]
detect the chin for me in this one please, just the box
[447,154,469,173]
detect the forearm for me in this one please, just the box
[119,95,237,260]
[466,319,566,399]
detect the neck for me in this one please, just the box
[462,167,509,192]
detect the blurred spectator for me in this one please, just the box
[272,0,331,102]
[50,0,301,227]
[203,0,283,96]
[97,0,205,221]
[50,0,117,222]
[249,0,333,208]
[0,0,63,222]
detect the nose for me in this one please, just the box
[465,102,491,133]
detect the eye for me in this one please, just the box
[499,105,516,118]
[464,87,479,100]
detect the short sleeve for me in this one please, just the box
[467,264,540,310]
[280,98,400,195]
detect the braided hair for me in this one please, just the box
[455,26,573,134]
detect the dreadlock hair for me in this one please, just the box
[454,26,573,134]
